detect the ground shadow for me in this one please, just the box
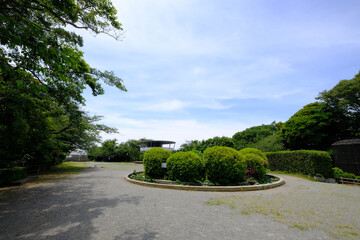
[0,168,144,239]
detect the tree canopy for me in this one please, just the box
[0,0,125,170]
[232,122,281,150]
[280,102,336,150]
[317,71,360,137]
[279,71,360,151]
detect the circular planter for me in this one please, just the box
[125,173,285,192]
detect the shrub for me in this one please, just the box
[143,148,171,178]
[241,153,267,181]
[266,150,333,178]
[342,172,356,179]
[332,167,360,179]
[204,146,246,185]
[239,148,268,165]
[166,152,204,182]
[0,167,27,186]
[332,167,344,179]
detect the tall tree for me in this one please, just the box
[317,71,360,137]
[280,102,336,150]
[232,122,280,150]
[0,0,125,170]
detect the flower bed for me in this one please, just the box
[126,171,285,192]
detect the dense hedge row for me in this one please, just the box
[266,150,333,178]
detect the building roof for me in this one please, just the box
[332,139,360,146]
[139,140,176,144]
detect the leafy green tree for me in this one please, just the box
[180,137,234,153]
[317,71,360,137]
[280,102,336,150]
[0,0,125,170]
[251,134,286,152]
[88,139,141,162]
[232,122,280,150]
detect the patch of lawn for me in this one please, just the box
[33,162,90,183]
[205,181,360,239]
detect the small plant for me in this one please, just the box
[130,171,154,182]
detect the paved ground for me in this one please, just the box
[0,162,359,240]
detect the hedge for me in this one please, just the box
[204,146,246,185]
[266,150,333,178]
[166,152,204,182]
[0,167,27,186]
[143,148,171,178]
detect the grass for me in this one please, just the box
[205,178,360,239]
[33,162,90,183]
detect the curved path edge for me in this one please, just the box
[125,174,285,192]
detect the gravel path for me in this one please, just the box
[0,162,359,240]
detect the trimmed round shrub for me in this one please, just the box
[166,152,204,182]
[204,146,246,185]
[239,148,268,166]
[241,153,267,181]
[143,147,171,178]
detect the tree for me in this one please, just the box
[180,137,234,153]
[251,135,286,152]
[0,0,125,170]
[88,139,141,162]
[317,71,360,137]
[232,122,280,150]
[280,102,336,150]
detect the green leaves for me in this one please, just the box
[0,0,125,170]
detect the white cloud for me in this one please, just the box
[78,0,360,147]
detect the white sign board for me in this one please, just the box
[161,163,167,168]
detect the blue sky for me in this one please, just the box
[80,0,360,148]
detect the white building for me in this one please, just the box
[139,140,176,153]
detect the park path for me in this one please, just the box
[0,162,359,240]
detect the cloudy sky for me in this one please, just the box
[80,0,360,148]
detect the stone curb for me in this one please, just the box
[125,174,285,192]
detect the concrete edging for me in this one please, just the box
[125,173,285,192]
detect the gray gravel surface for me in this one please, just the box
[0,162,359,240]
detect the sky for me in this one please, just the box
[80,0,360,148]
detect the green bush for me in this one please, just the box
[332,167,344,179]
[143,148,171,178]
[266,150,333,178]
[332,167,360,179]
[0,167,27,186]
[166,152,204,182]
[241,153,266,181]
[239,148,268,166]
[342,172,356,179]
[204,146,246,185]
